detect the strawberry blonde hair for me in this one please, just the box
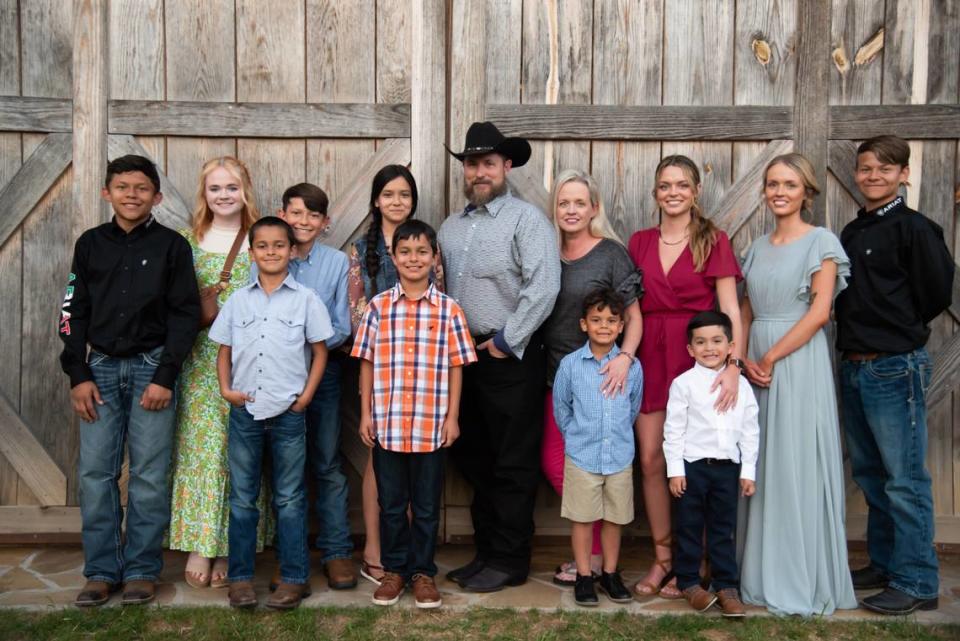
[191,156,260,241]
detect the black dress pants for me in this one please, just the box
[451,335,545,578]
[674,458,741,591]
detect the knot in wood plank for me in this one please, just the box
[832,45,850,74]
[751,38,771,66]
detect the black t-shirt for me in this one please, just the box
[835,196,953,353]
[542,238,643,384]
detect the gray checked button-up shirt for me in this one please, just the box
[209,273,333,420]
[438,190,560,358]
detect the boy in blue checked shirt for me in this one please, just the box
[352,219,477,609]
[553,289,642,607]
[210,217,333,610]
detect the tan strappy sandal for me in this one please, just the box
[632,535,681,600]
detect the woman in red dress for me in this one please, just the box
[627,155,744,599]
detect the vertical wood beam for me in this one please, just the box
[794,0,831,226]
[411,0,446,229]
[73,0,108,231]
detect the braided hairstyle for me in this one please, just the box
[364,164,418,281]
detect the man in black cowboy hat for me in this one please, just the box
[439,121,561,592]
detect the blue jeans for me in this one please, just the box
[228,406,308,584]
[79,348,176,584]
[373,445,444,579]
[306,358,352,562]
[840,348,939,599]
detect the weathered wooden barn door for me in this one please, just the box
[0,0,447,537]
[0,0,958,544]
[446,0,960,543]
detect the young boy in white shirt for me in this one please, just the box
[663,311,759,617]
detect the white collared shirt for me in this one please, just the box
[662,363,760,480]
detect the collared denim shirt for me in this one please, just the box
[354,233,398,302]
[552,342,643,475]
[209,273,334,420]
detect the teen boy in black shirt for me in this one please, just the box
[836,135,953,615]
[60,155,200,607]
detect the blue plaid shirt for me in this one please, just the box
[552,342,643,475]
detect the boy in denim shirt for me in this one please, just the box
[210,217,333,610]
[553,289,642,607]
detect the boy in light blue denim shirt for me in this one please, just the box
[210,216,333,610]
[553,289,642,607]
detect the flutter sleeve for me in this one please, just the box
[799,228,851,303]
[704,231,744,283]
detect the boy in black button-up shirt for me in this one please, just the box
[59,155,200,608]
[836,136,952,616]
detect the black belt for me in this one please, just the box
[701,458,736,466]
[473,333,495,344]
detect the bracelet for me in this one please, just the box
[616,351,635,363]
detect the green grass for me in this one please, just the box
[0,607,957,641]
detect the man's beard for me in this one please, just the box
[464,178,508,207]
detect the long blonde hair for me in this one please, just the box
[652,155,717,272]
[762,153,821,216]
[191,156,260,241]
[550,169,622,245]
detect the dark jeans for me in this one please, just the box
[228,406,308,584]
[373,445,445,579]
[79,348,176,584]
[306,358,353,562]
[840,348,939,599]
[451,336,546,577]
[674,459,740,591]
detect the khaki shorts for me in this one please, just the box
[560,456,634,525]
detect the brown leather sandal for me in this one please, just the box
[633,535,679,600]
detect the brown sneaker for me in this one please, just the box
[411,574,442,609]
[716,587,746,618]
[74,580,118,607]
[121,580,155,605]
[682,585,718,612]
[228,581,258,609]
[324,558,358,590]
[372,572,405,606]
[266,582,310,610]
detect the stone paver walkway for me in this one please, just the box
[1,543,957,622]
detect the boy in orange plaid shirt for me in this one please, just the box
[352,219,477,609]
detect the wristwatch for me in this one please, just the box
[727,358,745,370]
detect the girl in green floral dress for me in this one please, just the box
[168,157,272,588]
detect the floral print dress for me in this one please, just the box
[167,231,273,557]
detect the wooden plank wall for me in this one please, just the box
[12,0,76,506]
[448,0,960,542]
[0,0,958,542]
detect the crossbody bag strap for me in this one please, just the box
[217,228,247,286]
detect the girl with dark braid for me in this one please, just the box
[346,165,443,584]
